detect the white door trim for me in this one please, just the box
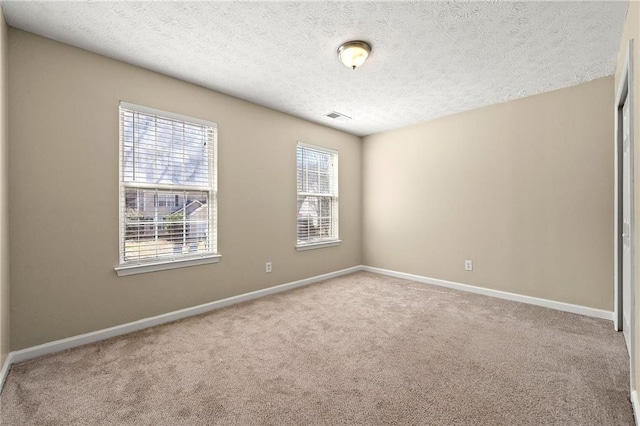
[614,39,635,391]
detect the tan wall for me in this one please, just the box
[0,8,8,367]
[615,0,639,398]
[5,23,620,353]
[8,29,362,350]
[363,76,614,311]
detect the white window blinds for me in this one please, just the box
[296,143,339,245]
[119,102,217,266]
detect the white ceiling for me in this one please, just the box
[1,1,629,136]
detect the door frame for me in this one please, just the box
[614,39,635,391]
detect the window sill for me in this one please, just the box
[295,240,342,251]
[115,254,221,277]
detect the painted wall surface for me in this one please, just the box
[363,76,614,311]
[8,29,362,350]
[615,0,639,401]
[0,8,8,368]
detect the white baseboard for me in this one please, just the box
[4,265,361,372]
[361,266,614,321]
[0,263,616,396]
[632,390,639,426]
[0,352,12,393]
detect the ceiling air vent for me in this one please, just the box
[324,111,352,122]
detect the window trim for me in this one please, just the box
[115,254,221,277]
[295,240,342,251]
[295,142,340,250]
[116,101,219,275]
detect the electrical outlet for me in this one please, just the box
[266,262,272,273]
[464,260,473,271]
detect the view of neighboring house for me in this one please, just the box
[124,190,209,259]
[125,190,186,217]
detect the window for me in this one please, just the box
[154,193,174,208]
[296,142,340,250]
[116,102,219,276]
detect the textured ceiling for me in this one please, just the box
[1,1,629,136]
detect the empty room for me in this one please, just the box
[0,1,637,424]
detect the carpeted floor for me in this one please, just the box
[0,272,634,425]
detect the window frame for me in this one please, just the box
[115,102,220,276]
[295,142,341,251]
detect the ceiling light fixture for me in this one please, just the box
[337,40,371,70]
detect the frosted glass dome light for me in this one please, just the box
[337,41,372,70]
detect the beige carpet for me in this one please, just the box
[0,272,633,425]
